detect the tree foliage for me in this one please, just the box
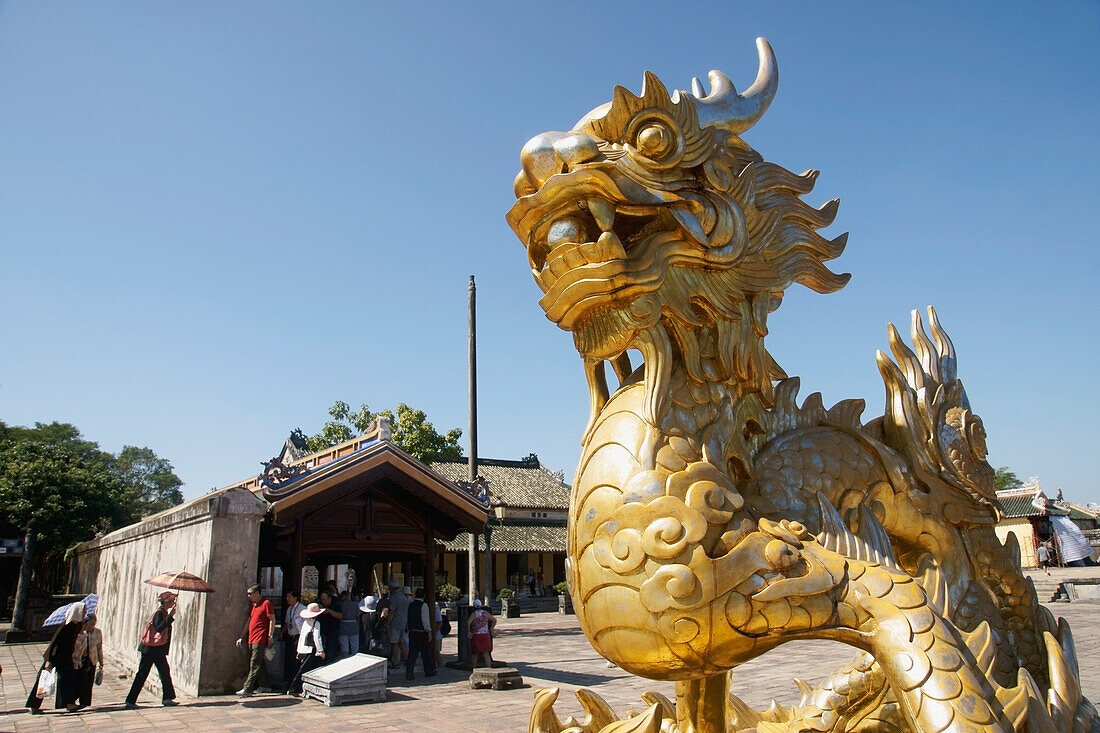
[0,421,185,552]
[305,401,463,464]
[994,466,1024,493]
[114,445,185,521]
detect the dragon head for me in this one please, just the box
[507,39,849,430]
[876,307,997,507]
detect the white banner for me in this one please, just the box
[1051,515,1093,564]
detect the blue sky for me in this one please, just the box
[1,2,1097,502]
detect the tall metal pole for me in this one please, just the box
[467,275,479,605]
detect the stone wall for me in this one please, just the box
[994,517,1037,568]
[72,487,268,696]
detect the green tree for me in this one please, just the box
[113,445,185,522]
[994,466,1024,493]
[0,421,185,629]
[0,432,125,553]
[0,421,127,630]
[305,401,463,464]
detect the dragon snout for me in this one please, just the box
[515,130,603,195]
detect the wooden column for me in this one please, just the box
[291,518,303,593]
[424,518,436,603]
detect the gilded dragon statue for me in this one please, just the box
[506,38,1097,733]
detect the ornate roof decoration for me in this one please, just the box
[432,455,571,510]
[455,476,491,507]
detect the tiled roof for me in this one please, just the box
[996,492,1079,519]
[431,455,570,510]
[1069,507,1098,522]
[441,523,567,553]
[997,495,1043,518]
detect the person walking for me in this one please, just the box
[467,599,497,668]
[285,602,326,696]
[124,592,178,709]
[1038,543,1051,574]
[404,588,436,680]
[27,601,85,714]
[235,584,275,698]
[281,590,305,690]
[72,612,104,709]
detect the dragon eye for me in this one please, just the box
[636,122,673,159]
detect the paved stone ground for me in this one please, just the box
[2,599,1098,732]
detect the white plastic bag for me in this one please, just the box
[36,668,56,698]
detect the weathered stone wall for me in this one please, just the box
[72,487,268,696]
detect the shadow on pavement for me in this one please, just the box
[509,663,617,687]
[239,697,302,708]
[169,700,240,709]
[497,627,583,639]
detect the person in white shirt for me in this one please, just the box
[285,603,326,696]
[281,590,305,691]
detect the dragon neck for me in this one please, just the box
[582,315,774,482]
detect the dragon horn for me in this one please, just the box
[690,37,778,134]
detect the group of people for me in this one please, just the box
[23,578,496,714]
[25,601,107,714]
[272,579,457,693]
[24,589,183,714]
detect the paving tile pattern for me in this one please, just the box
[2,600,1099,731]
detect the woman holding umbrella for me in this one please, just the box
[124,591,179,709]
[26,601,85,714]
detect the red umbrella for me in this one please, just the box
[144,571,216,593]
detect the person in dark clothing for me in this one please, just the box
[316,589,342,664]
[124,591,179,709]
[26,601,85,714]
[404,588,436,680]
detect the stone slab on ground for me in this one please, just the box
[469,666,524,690]
[301,653,388,706]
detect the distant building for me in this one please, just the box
[72,420,486,696]
[432,454,569,598]
[995,480,1098,567]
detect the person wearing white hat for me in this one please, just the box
[467,598,496,668]
[280,590,305,692]
[284,602,326,696]
[358,595,380,654]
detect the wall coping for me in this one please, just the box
[74,486,269,554]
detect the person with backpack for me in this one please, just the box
[404,588,436,680]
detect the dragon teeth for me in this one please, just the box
[587,198,616,231]
[592,230,626,261]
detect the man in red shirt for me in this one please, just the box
[235,584,275,698]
